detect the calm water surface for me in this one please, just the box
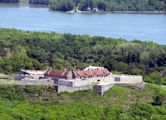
[0,6,166,44]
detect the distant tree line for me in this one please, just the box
[0,0,18,3]
[49,0,166,11]
[0,0,48,4]
[0,28,166,84]
[29,0,49,5]
[1,0,166,11]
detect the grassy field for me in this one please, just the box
[0,73,18,84]
[0,84,165,120]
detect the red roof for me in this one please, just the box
[75,68,111,77]
[45,69,68,78]
[44,68,111,79]
[103,69,111,75]
[76,70,85,77]
[84,70,94,76]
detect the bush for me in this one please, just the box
[50,0,75,11]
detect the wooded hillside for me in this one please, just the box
[50,0,166,11]
[0,29,166,84]
[1,0,166,11]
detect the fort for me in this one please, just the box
[15,65,145,95]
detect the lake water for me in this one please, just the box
[0,6,166,44]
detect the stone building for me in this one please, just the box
[44,68,73,80]
[15,66,144,95]
[44,66,111,80]
[15,69,46,80]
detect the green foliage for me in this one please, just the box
[129,103,156,119]
[2,0,166,11]
[0,84,166,119]
[0,28,166,85]
[130,68,143,75]
[0,85,57,101]
[145,72,166,85]
[112,62,128,74]
[152,86,166,105]
[50,0,75,11]
[49,0,166,11]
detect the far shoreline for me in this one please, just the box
[1,28,165,45]
[65,10,166,14]
[0,3,166,14]
[105,10,166,14]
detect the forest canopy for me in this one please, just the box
[1,0,166,11]
[49,0,166,11]
[0,28,166,85]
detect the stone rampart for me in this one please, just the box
[113,74,143,83]
[56,76,113,87]
[19,79,54,85]
[95,83,114,96]
[57,85,95,93]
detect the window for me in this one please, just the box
[115,77,121,82]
